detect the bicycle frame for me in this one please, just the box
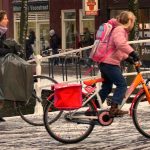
[43,63,150,144]
[82,86,103,109]
[83,63,150,113]
[46,63,150,122]
[120,71,150,109]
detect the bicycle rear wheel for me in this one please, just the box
[16,75,57,126]
[132,92,150,138]
[44,98,95,144]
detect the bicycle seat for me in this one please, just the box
[83,78,104,86]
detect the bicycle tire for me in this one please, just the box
[132,91,150,138]
[16,75,58,126]
[44,97,95,144]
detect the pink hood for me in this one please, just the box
[108,18,119,28]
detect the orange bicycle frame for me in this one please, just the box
[120,71,150,109]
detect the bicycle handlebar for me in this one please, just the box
[134,61,142,67]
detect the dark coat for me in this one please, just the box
[50,34,59,51]
[0,33,13,56]
[28,31,36,45]
[82,31,92,47]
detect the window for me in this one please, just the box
[80,10,95,35]
[79,9,95,46]
[14,12,49,54]
[138,9,150,63]
[62,10,76,49]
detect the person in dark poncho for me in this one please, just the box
[0,10,13,57]
[0,10,12,122]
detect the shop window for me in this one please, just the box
[14,12,49,54]
[62,10,76,49]
[64,12,76,19]
[139,9,150,39]
[80,10,95,37]
[65,21,76,49]
[79,10,95,49]
[138,9,150,65]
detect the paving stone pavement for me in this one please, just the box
[0,114,150,150]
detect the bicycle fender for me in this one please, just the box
[130,88,144,116]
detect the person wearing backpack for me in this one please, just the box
[26,29,36,60]
[98,11,140,117]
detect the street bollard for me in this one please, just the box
[34,54,43,115]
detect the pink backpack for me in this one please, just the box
[89,23,114,63]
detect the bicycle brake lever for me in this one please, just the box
[134,61,142,67]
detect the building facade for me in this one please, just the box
[1,0,150,63]
[49,0,109,50]
[49,0,150,63]
[13,0,50,53]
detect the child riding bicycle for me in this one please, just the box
[98,11,140,117]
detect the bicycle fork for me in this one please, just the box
[130,78,150,116]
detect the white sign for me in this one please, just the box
[84,0,98,16]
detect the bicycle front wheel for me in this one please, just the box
[44,98,95,144]
[16,75,57,126]
[132,92,150,138]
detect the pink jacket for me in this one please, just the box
[102,19,134,66]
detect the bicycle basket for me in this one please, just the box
[54,83,82,110]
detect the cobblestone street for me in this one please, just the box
[0,114,150,150]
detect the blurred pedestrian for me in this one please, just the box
[0,10,11,122]
[82,27,92,57]
[81,27,93,67]
[0,10,11,56]
[49,29,59,65]
[26,29,36,60]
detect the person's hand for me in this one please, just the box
[129,51,140,62]
[125,56,134,64]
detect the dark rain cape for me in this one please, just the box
[0,53,33,101]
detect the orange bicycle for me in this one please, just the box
[43,62,150,143]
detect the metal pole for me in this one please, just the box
[34,55,43,114]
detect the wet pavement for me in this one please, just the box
[0,65,150,149]
[0,113,150,150]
